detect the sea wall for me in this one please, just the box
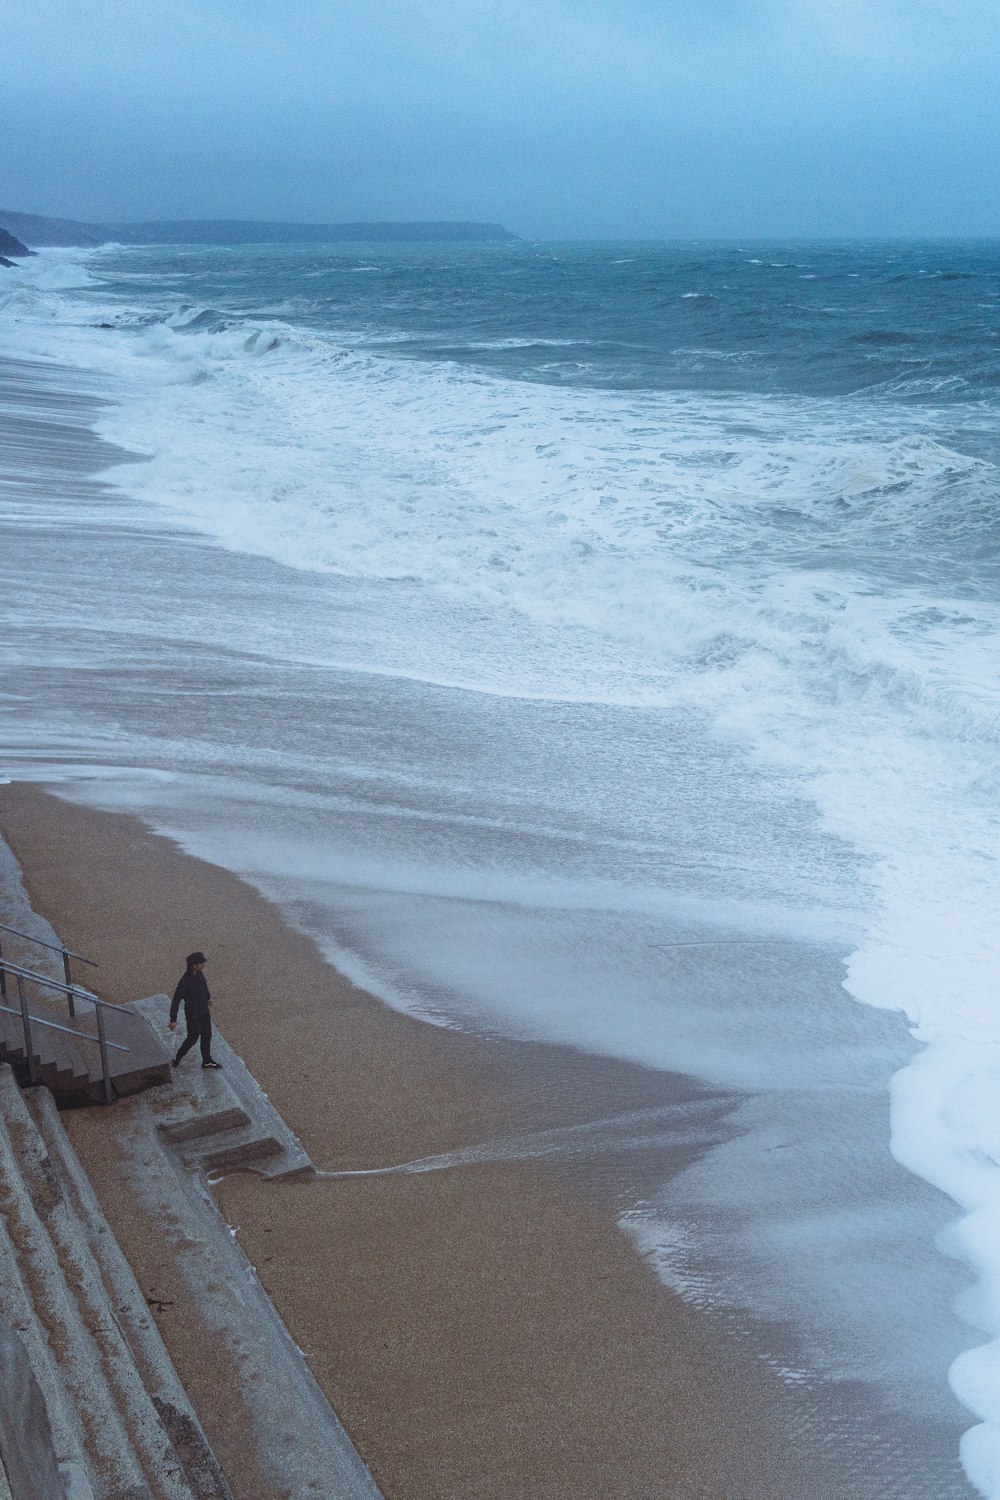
[0,1314,65,1500]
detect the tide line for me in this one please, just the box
[314,1099,728,1180]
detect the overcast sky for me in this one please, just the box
[4,0,999,238]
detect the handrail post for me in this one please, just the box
[94,1002,114,1106]
[15,974,38,1086]
[62,947,75,1018]
[0,933,6,1007]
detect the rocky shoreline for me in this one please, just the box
[0,225,33,265]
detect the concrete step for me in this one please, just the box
[139,996,314,1181]
[161,1106,286,1174]
[0,1066,231,1500]
[0,1009,91,1095]
[195,1133,284,1175]
[158,1107,250,1145]
[0,1066,141,1498]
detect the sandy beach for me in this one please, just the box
[0,779,866,1500]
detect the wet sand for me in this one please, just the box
[0,779,852,1500]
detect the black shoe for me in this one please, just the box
[171,1054,181,1068]
[202,1059,222,1069]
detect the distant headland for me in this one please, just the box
[0,210,518,249]
[0,224,33,264]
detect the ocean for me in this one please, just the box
[2,238,999,1494]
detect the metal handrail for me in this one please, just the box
[0,1004,128,1050]
[0,919,97,1019]
[0,920,97,966]
[0,956,128,1106]
[0,958,130,1012]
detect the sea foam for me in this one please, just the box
[3,245,1000,1491]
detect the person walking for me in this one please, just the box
[168,951,221,1069]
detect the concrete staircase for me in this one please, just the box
[133,996,313,1181]
[0,1064,231,1499]
[0,993,91,1097]
[0,990,171,1105]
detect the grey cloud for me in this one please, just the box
[3,0,999,235]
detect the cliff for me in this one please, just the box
[0,210,517,249]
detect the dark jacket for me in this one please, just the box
[170,971,211,1023]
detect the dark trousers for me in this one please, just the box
[175,1012,212,1064]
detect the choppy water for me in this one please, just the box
[2,238,999,1494]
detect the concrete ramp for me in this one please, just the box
[107,999,385,1500]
